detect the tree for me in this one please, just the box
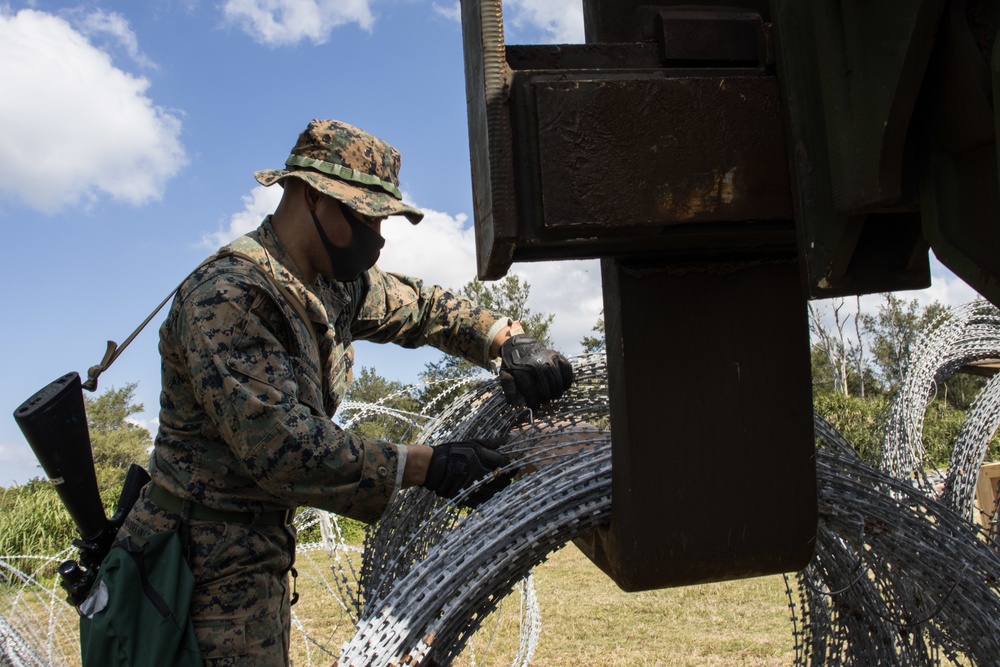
[813,392,888,463]
[809,299,851,395]
[342,367,421,443]
[809,298,881,397]
[811,294,998,467]
[851,296,869,397]
[858,294,947,392]
[417,275,557,409]
[940,370,988,411]
[84,383,152,471]
[459,275,554,347]
[580,313,605,353]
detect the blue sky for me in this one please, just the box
[0,0,602,485]
[0,0,981,486]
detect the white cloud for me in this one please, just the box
[432,2,461,24]
[200,185,283,248]
[427,0,585,43]
[223,0,375,45]
[380,203,603,355]
[215,189,484,290]
[78,9,157,69]
[506,258,603,355]
[219,189,603,355]
[504,0,584,44]
[919,253,982,309]
[219,0,582,50]
[380,205,479,293]
[0,9,186,213]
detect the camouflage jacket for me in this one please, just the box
[148,217,510,523]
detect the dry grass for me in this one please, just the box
[288,546,366,664]
[3,541,794,666]
[521,545,794,667]
[289,543,796,666]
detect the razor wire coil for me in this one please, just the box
[3,304,1000,665]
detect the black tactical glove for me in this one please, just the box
[498,335,574,410]
[422,439,514,508]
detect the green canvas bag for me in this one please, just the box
[79,530,202,666]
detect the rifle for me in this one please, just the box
[13,371,150,606]
[11,252,223,605]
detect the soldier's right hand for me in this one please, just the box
[498,334,574,410]
[421,439,514,508]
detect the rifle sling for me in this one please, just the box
[84,248,321,391]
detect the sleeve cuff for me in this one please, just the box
[344,437,405,523]
[484,317,513,364]
[392,443,407,498]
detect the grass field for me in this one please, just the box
[0,542,795,667]
[523,546,795,667]
[289,543,797,666]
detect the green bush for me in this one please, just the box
[814,391,1000,469]
[813,392,888,463]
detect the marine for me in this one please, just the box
[114,118,573,665]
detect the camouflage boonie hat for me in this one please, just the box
[255,119,424,224]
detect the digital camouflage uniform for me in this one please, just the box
[118,120,511,666]
[255,119,424,224]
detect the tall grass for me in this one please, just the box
[0,467,127,560]
[0,479,76,558]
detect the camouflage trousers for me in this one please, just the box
[117,485,296,666]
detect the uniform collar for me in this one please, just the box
[238,217,352,326]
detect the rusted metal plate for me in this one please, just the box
[463,1,797,279]
[522,73,792,234]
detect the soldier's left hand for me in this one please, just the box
[498,335,574,410]
[422,439,514,508]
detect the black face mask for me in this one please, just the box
[310,202,386,282]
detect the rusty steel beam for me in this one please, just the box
[576,256,817,591]
[473,53,796,276]
[461,0,818,592]
[461,0,518,280]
